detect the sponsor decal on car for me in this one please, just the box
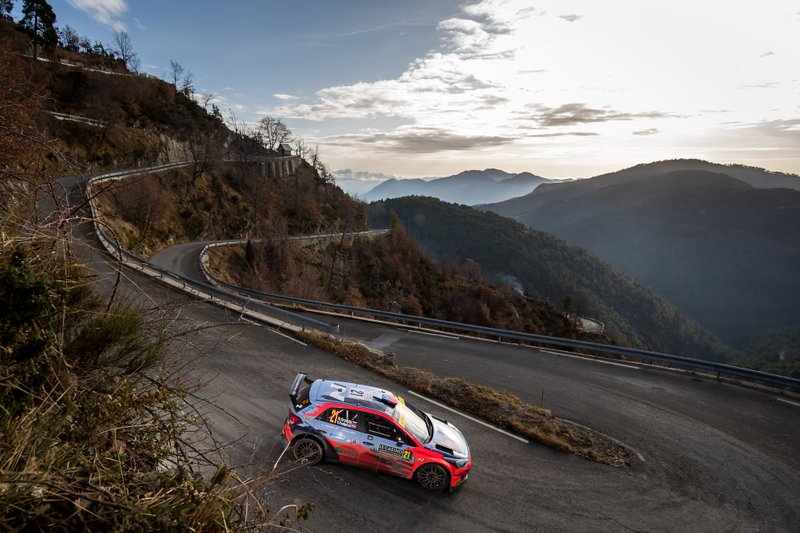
[328,408,359,429]
[329,384,347,401]
[378,444,413,462]
[349,388,373,401]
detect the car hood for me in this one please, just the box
[425,415,470,459]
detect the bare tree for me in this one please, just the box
[168,59,184,87]
[112,30,140,72]
[79,35,91,54]
[308,145,333,182]
[199,93,214,111]
[180,71,195,97]
[59,25,80,51]
[293,136,311,160]
[257,115,292,152]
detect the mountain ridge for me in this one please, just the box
[482,163,800,348]
[363,168,550,205]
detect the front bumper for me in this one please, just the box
[448,461,471,491]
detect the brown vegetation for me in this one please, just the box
[1,24,311,529]
[212,219,607,341]
[94,159,366,257]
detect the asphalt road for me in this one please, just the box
[67,177,800,532]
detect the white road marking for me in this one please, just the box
[541,350,640,370]
[409,330,461,340]
[405,390,530,444]
[777,398,800,408]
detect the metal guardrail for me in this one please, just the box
[200,244,800,394]
[45,111,107,127]
[86,164,800,394]
[85,164,339,334]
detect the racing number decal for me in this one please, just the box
[328,409,358,430]
[378,444,413,463]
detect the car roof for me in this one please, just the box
[311,379,398,415]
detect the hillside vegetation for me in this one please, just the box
[96,160,365,257]
[1,18,307,530]
[370,196,729,360]
[0,19,240,173]
[483,162,800,350]
[209,218,608,342]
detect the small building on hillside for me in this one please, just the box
[277,143,292,157]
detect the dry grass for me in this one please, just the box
[297,331,630,467]
[0,240,312,531]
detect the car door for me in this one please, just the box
[358,413,417,478]
[315,407,363,465]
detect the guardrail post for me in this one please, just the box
[240,296,250,321]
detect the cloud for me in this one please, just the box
[270,0,800,176]
[438,15,515,60]
[273,93,298,101]
[333,169,399,182]
[331,169,400,196]
[525,131,599,138]
[67,0,128,31]
[328,128,513,153]
[526,103,671,127]
[337,21,429,38]
[741,118,800,139]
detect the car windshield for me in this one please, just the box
[392,397,431,443]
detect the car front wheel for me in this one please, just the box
[415,463,450,491]
[292,437,323,465]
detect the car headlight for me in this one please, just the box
[446,458,469,469]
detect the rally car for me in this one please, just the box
[282,372,471,492]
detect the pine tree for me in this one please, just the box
[0,0,14,20]
[20,0,57,58]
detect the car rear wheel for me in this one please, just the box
[292,438,323,465]
[415,463,449,491]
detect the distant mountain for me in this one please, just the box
[362,168,550,205]
[482,160,800,347]
[369,196,728,360]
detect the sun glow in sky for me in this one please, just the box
[49,0,800,191]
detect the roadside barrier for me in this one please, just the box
[85,163,338,334]
[86,164,800,394]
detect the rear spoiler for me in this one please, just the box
[290,372,313,403]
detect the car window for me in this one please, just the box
[318,408,362,431]
[391,397,430,443]
[365,413,409,443]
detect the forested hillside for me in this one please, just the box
[370,196,729,360]
[483,164,800,350]
[1,16,286,530]
[96,160,366,256]
[208,217,607,343]
[0,18,248,172]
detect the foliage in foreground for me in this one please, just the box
[0,242,306,531]
[297,330,630,467]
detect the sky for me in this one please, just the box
[23,1,800,194]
